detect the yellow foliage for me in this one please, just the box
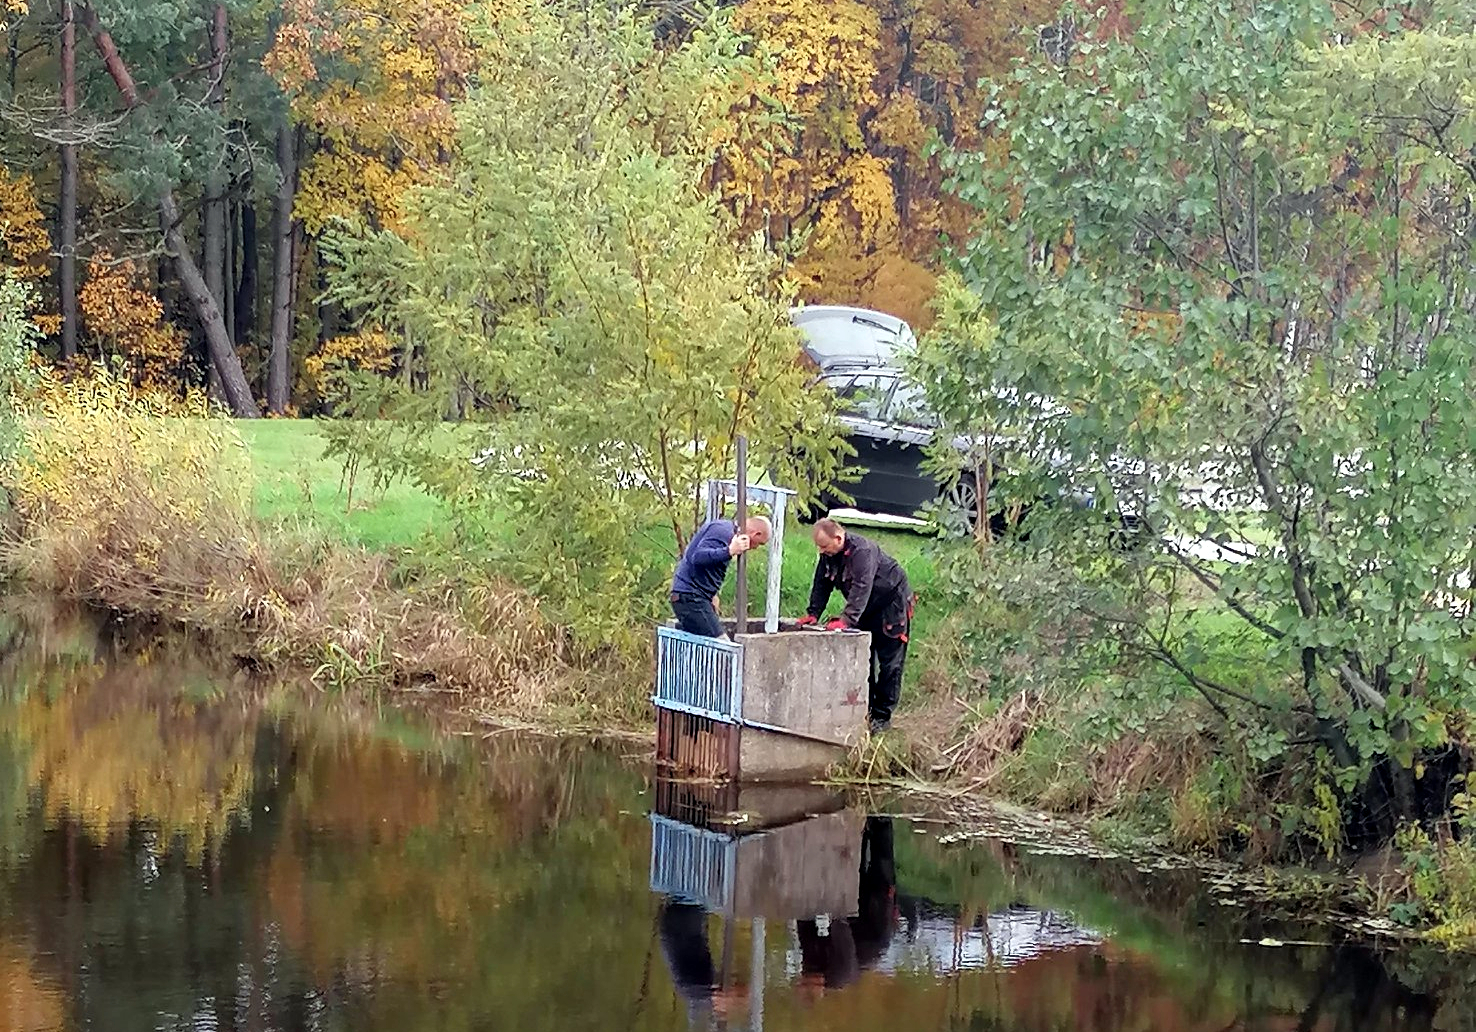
[78,253,185,385]
[5,369,251,592]
[733,0,881,120]
[304,329,396,398]
[265,0,470,234]
[871,92,928,153]
[721,0,1057,324]
[0,171,51,282]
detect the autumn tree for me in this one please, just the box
[78,252,184,384]
[322,1,845,652]
[76,2,260,415]
[262,0,472,407]
[719,0,1058,327]
[927,0,1476,841]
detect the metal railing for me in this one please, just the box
[654,626,744,722]
[649,813,736,912]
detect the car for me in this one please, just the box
[796,362,990,532]
[789,305,915,370]
[787,306,983,530]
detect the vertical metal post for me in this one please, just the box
[734,436,749,636]
[749,918,766,1032]
[764,493,785,633]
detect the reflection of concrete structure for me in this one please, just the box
[649,805,863,921]
[652,778,847,832]
[650,787,870,1032]
[650,796,1108,1032]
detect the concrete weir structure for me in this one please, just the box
[654,623,869,781]
[654,475,870,782]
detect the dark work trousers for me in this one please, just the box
[867,633,907,723]
[671,592,723,638]
[861,585,911,723]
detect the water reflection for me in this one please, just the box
[0,601,1471,1031]
[648,789,1114,1028]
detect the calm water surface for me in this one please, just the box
[0,602,1472,1031]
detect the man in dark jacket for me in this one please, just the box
[669,515,771,637]
[796,518,913,732]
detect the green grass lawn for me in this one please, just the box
[235,419,950,645]
[235,420,450,554]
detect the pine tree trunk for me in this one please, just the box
[59,0,78,359]
[234,196,257,348]
[80,3,260,417]
[202,2,228,326]
[223,195,236,344]
[266,120,297,414]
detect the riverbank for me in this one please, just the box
[4,393,1468,942]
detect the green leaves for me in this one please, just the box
[931,0,1476,835]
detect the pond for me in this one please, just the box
[0,601,1471,1031]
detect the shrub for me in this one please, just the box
[0,371,574,712]
[4,369,253,604]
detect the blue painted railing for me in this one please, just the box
[649,813,737,911]
[654,626,744,723]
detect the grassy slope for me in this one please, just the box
[236,420,948,675]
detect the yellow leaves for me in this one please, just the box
[837,153,898,245]
[871,92,928,153]
[294,149,425,234]
[267,0,470,234]
[734,0,881,117]
[4,369,249,586]
[0,171,51,282]
[78,253,185,386]
[305,329,396,392]
[718,0,1060,321]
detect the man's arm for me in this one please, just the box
[687,525,734,567]
[839,545,878,626]
[806,560,833,618]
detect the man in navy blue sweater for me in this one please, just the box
[669,515,771,637]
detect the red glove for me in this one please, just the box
[795,614,818,627]
[825,618,848,631]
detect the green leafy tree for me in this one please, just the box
[0,275,35,467]
[322,1,844,655]
[930,0,1476,840]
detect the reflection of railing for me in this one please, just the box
[654,627,744,722]
[650,814,736,912]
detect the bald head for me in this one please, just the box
[813,517,845,555]
[744,515,772,546]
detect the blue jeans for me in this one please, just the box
[670,593,723,637]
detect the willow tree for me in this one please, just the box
[928,0,1476,843]
[322,1,844,653]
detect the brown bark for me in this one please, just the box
[79,4,260,417]
[266,120,297,414]
[59,0,78,359]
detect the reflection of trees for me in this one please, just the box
[257,727,662,1028]
[0,939,65,1032]
[0,598,1461,1032]
[3,647,258,865]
